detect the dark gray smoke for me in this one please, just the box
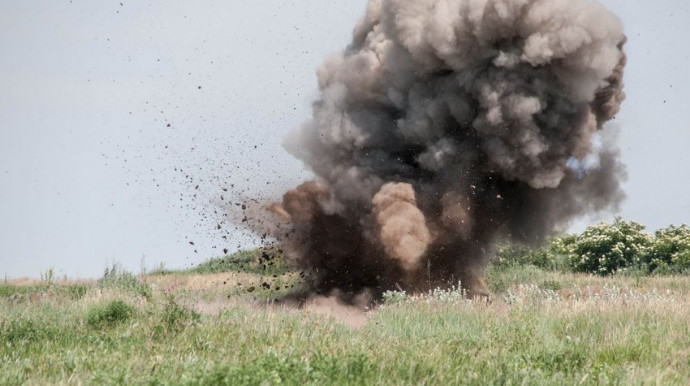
[270,0,626,302]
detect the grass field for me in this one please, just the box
[2,262,690,385]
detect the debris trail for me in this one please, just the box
[268,0,627,302]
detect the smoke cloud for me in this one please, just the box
[270,0,626,302]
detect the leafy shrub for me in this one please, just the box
[643,224,690,274]
[671,249,690,272]
[98,265,152,299]
[86,300,134,329]
[565,218,652,275]
[490,220,690,276]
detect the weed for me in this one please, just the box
[1,319,42,343]
[86,300,134,329]
[186,352,377,385]
[382,290,407,304]
[0,283,88,303]
[66,284,88,300]
[486,264,546,293]
[40,267,55,285]
[0,284,19,298]
[540,280,562,291]
[160,295,200,335]
[99,264,152,299]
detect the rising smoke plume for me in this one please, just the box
[270,0,626,302]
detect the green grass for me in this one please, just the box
[146,246,301,301]
[0,282,88,301]
[86,300,135,329]
[169,246,294,277]
[98,264,152,299]
[2,264,690,385]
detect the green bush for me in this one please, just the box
[672,249,690,272]
[491,219,690,277]
[643,224,690,274]
[565,218,651,275]
[86,300,134,329]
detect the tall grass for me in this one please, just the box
[2,264,689,385]
[98,264,152,299]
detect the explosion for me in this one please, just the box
[268,0,626,302]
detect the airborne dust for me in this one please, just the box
[240,0,628,305]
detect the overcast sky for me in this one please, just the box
[1,0,689,279]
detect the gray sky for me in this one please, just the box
[1,0,689,279]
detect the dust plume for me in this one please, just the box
[268,0,627,302]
